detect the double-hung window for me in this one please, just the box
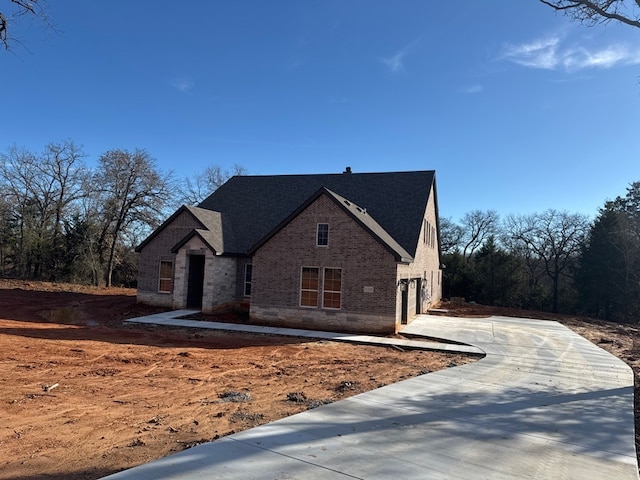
[323,268,342,309]
[300,267,319,307]
[317,223,329,246]
[244,264,253,296]
[300,267,342,309]
[158,260,173,293]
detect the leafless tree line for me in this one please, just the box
[0,140,244,287]
[441,209,590,314]
[441,190,640,322]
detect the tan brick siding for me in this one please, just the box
[396,182,442,323]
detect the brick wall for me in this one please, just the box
[137,209,238,312]
[250,194,399,333]
[396,181,442,323]
[137,210,202,303]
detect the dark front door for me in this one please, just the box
[401,287,408,325]
[414,278,422,314]
[187,255,205,309]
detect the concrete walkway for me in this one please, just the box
[104,314,638,479]
[123,310,483,355]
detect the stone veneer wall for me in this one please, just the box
[208,255,237,310]
[250,194,399,334]
[172,236,237,312]
[250,306,397,335]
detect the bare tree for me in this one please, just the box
[179,164,248,206]
[505,209,589,312]
[39,141,87,277]
[502,216,547,307]
[460,210,500,261]
[0,192,17,276]
[539,0,640,29]
[1,0,51,50]
[439,217,464,256]
[0,142,87,279]
[0,145,49,277]
[93,149,174,287]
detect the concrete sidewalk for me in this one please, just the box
[124,310,484,355]
[104,314,638,479]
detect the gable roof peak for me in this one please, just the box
[197,170,436,256]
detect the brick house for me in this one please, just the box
[135,169,442,334]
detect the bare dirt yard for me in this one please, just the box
[0,281,476,480]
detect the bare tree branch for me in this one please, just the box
[460,210,499,261]
[178,163,248,206]
[1,0,52,50]
[539,0,640,29]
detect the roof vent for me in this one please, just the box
[343,166,352,174]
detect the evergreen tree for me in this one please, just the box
[579,183,640,322]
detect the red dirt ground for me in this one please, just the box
[0,281,476,480]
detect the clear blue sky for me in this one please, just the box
[3,1,639,221]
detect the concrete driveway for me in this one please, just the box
[104,315,638,479]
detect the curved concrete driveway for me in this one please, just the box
[104,315,638,479]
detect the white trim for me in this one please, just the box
[322,267,342,310]
[300,266,320,307]
[316,223,329,247]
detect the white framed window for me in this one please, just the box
[322,268,342,309]
[300,267,319,307]
[158,260,173,293]
[316,223,329,246]
[244,264,253,296]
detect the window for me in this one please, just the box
[158,260,173,293]
[316,223,329,246]
[423,220,427,244]
[426,220,430,245]
[323,268,342,309]
[244,264,253,296]
[300,267,319,307]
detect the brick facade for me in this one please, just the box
[396,182,442,323]
[137,210,201,307]
[250,194,399,334]
[137,209,240,312]
[171,236,237,311]
[136,171,442,335]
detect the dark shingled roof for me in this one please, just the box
[197,170,436,257]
